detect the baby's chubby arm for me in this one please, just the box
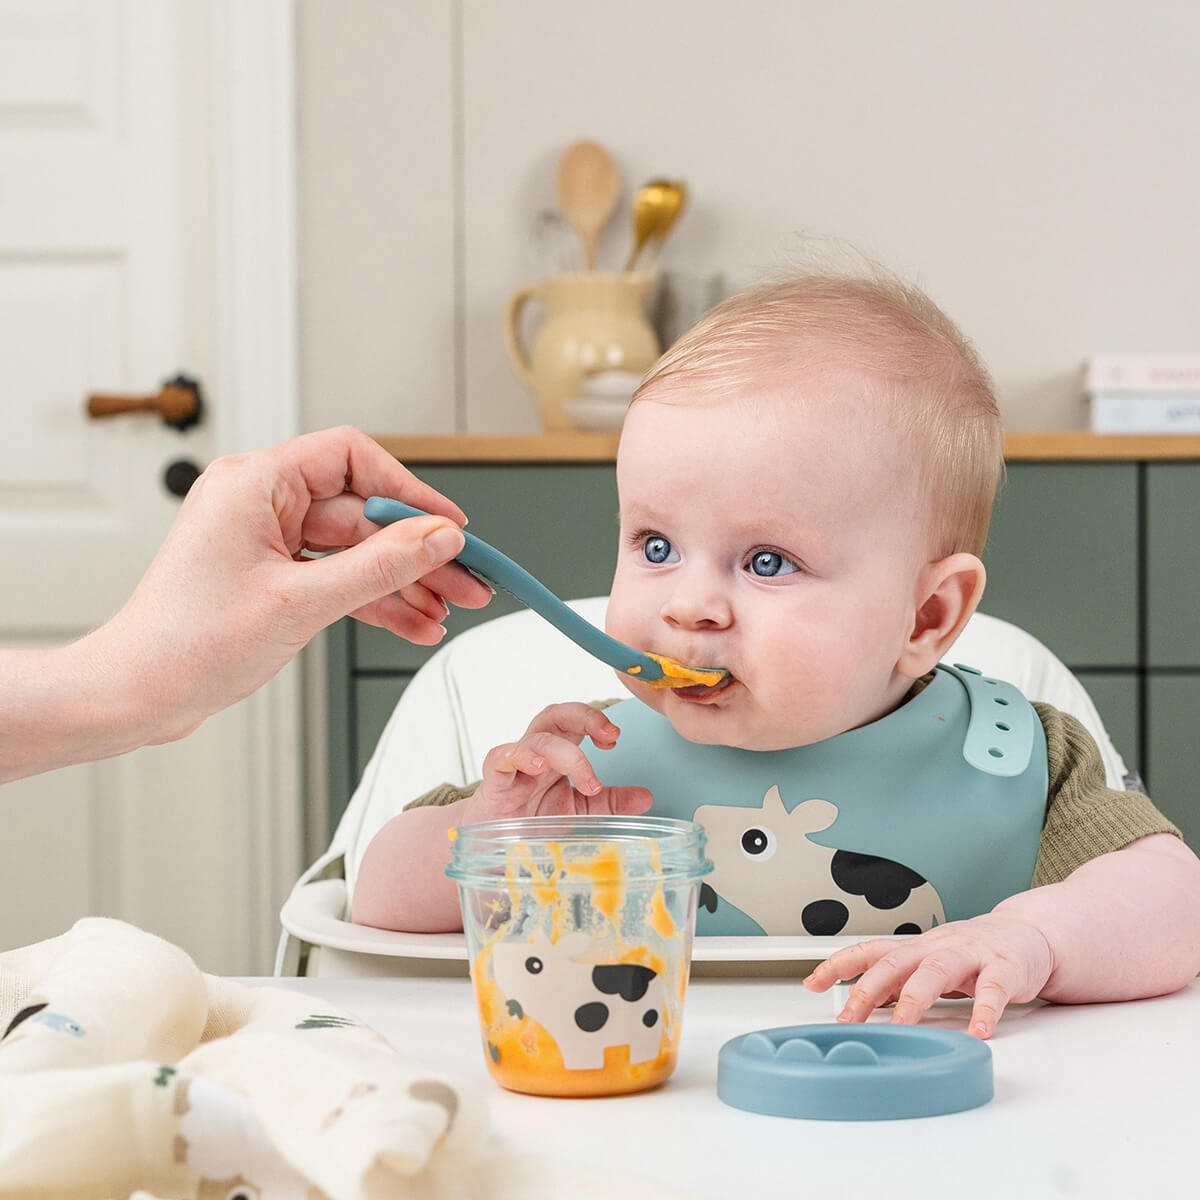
[351,703,652,933]
[804,832,1200,1038]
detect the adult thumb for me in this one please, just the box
[298,516,465,626]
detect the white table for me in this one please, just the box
[259,972,1199,1197]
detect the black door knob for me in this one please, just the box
[163,458,203,498]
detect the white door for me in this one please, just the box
[0,0,301,973]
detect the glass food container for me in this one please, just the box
[446,814,712,1097]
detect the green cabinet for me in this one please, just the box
[983,465,1139,667]
[326,456,1200,852]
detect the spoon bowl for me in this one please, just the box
[624,179,687,271]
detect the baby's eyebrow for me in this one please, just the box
[616,503,672,526]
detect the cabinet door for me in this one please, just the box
[983,464,1138,668]
[1146,675,1200,853]
[1074,671,1142,779]
[1147,464,1200,669]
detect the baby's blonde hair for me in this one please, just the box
[634,271,1003,558]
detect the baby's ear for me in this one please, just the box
[897,552,986,678]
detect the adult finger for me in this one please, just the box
[286,427,471,526]
[349,592,448,645]
[304,492,491,610]
[290,514,465,631]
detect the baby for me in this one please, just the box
[353,270,1200,1038]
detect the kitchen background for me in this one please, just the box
[3,1,1197,974]
[296,0,1198,437]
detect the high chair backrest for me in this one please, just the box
[278,598,1129,978]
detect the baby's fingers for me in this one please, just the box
[525,702,622,750]
[803,939,895,992]
[577,786,654,816]
[963,964,1019,1040]
[887,948,978,1027]
[510,731,604,795]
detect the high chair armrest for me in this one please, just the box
[278,878,468,964]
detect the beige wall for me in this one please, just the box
[297,0,1200,436]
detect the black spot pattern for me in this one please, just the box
[699,883,719,913]
[505,998,524,1019]
[893,922,922,935]
[574,1002,610,1033]
[591,963,658,1003]
[642,1009,659,1028]
[830,849,928,909]
[801,899,849,935]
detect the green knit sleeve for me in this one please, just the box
[400,698,625,812]
[1032,702,1180,887]
[403,781,479,811]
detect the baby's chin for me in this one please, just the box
[654,696,798,751]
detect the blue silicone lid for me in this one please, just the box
[717,1024,992,1120]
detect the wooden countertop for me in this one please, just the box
[372,432,1200,463]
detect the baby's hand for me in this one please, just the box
[460,703,653,822]
[803,913,1054,1039]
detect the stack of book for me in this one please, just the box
[1085,356,1200,433]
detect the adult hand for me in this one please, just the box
[802,912,1054,1039]
[95,426,493,744]
[460,703,653,822]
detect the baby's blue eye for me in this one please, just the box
[749,551,798,577]
[643,536,677,564]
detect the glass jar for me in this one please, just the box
[446,814,712,1097]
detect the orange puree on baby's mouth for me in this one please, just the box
[644,653,727,690]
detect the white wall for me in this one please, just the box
[297,0,1200,436]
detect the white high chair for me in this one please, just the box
[275,600,1130,977]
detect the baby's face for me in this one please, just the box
[606,375,933,751]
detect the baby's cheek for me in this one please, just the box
[619,675,664,714]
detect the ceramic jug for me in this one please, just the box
[504,272,660,431]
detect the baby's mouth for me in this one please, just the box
[670,672,736,703]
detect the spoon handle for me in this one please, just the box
[363,497,670,683]
[623,234,652,273]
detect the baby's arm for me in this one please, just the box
[995,831,1200,1002]
[352,703,652,933]
[805,832,1200,1038]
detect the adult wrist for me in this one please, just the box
[0,634,160,782]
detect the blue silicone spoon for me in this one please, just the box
[363,496,727,690]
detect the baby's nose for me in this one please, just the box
[660,580,732,630]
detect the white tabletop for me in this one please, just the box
[257,972,1199,1197]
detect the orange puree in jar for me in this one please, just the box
[460,827,703,1098]
[570,841,623,920]
[472,939,681,1097]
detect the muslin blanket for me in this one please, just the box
[0,918,703,1200]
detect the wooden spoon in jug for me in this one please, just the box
[554,140,620,270]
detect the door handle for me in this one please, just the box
[86,374,203,431]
